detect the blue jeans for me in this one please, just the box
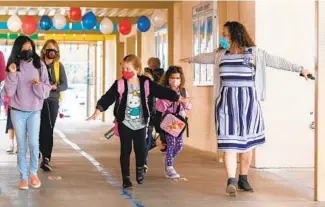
[144,126,154,165]
[11,110,41,181]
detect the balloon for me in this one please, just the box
[119,19,131,35]
[151,10,167,28]
[21,16,37,35]
[69,7,82,22]
[7,15,22,32]
[53,14,66,30]
[39,15,53,31]
[100,17,113,34]
[82,12,97,30]
[137,16,151,32]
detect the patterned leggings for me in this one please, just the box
[165,133,183,167]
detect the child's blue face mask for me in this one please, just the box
[220,36,230,50]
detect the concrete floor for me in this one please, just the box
[0,119,324,207]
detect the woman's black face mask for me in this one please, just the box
[45,49,57,59]
[19,50,33,61]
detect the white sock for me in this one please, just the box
[166,166,174,171]
[8,139,14,146]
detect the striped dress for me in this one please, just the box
[216,47,265,152]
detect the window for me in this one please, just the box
[155,27,168,70]
[192,2,218,86]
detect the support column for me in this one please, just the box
[136,30,142,58]
[314,0,325,201]
[168,6,174,65]
[94,42,98,104]
[101,40,106,122]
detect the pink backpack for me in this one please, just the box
[113,79,150,136]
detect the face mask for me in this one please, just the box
[45,49,57,59]
[220,36,230,50]
[19,50,33,61]
[122,71,135,80]
[169,79,181,88]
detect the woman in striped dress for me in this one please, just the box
[180,21,311,196]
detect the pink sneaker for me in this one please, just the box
[30,174,41,188]
[19,180,29,190]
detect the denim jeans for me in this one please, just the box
[144,126,154,165]
[11,109,41,181]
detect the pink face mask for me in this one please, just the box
[169,79,181,88]
[122,71,135,80]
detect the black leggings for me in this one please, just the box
[39,100,59,160]
[118,123,146,177]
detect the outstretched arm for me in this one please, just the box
[260,49,304,73]
[96,81,118,112]
[180,52,216,64]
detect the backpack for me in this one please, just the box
[180,88,190,137]
[154,88,190,138]
[112,78,150,137]
[53,61,63,103]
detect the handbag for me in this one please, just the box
[160,103,187,138]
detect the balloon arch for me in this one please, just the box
[6,8,167,36]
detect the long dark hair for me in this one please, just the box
[6,35,41,72]
[218,21,255,50]
[159,66,185,88]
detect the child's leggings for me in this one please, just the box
[165,133,183,167]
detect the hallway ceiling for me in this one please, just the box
[0,7,155,17]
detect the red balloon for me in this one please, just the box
[69,8,82,22]
[119,19,132,35]
[21,16,37,35]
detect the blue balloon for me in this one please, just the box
[40,15,53,31]
[137,16,151,32]
[82,12,97,30]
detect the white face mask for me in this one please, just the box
[169,79,181,88]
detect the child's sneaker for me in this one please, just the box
[6,144,14,153]
[19,180,29,190]
[144,164,148,174]
[136,167,144,184]
[160,145,167,153]
[165,166,180,179]
[30,174,41,188]
[122,176,133,189]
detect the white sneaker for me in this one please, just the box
[6,144,14,153]
[165,166,180,179]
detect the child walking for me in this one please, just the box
[4,35,51,190]
[4,95,16,154]
[87,54,187,188]
[156,66,192,179]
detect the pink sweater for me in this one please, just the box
[4,95,10,114]
[156,88,192,118]
[0,51,5,82]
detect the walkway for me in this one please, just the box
[0,120,323,207]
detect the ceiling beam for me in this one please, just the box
[0,15,139,24]
[0,1,174,9]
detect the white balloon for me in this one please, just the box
[53,14,66,30]
[100,17,114,35]
[7,15,22,32]
[151,10,167,28]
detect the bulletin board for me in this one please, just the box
[192,2,218,86]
